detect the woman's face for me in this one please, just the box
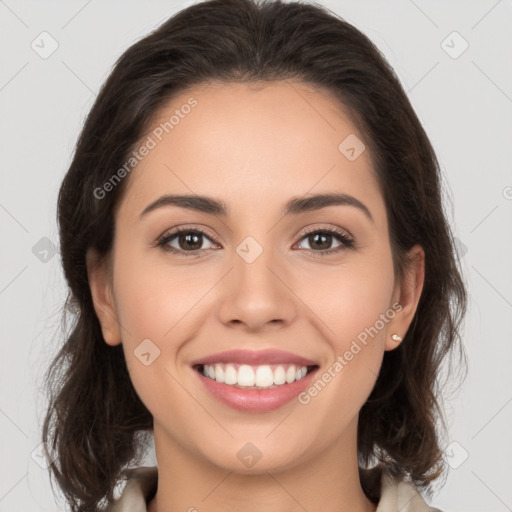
[88,80,423,473]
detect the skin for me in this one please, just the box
[87,80,424,512]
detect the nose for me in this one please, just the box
[216,246,298,332]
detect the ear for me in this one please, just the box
[86,248,122,346]
[385,244,425,351]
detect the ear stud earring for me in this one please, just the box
[391,334,402,342]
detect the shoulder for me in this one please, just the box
[107,466,158,512]
[360,464,444,512]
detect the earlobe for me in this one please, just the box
[86,249,122,346]
[385,244,425,351]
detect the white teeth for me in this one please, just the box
[255,365,274,387]
[273,365,286,385]
[201,363,310,388]
[285,365,296,384]
[237,365,255,387]
[214,364,225,383]
[224,365,237,385]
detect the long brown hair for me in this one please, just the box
[42,0,468,510]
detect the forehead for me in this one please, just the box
[119,80,386,228]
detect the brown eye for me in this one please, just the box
[296,228,354,255]
[301,232,337,250]
[176,232,203,251]
[158,228,217,253]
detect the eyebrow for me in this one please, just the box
[140,193,374,223]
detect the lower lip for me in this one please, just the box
[194,367,318,412]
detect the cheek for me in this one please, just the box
[109,250,178,385]
[112,279,190,424]
[298,254,395,344]
[112,249,205,341]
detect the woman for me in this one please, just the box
[42,0,467,510]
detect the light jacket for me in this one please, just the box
[108,464,443,511]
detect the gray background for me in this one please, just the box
[1,0,511,510]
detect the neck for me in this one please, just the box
[147,418,377,512]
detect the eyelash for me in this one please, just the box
[156,225,355,258]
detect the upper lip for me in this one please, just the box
[190,349,318,367]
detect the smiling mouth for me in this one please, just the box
[193,363,319,390]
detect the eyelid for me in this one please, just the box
[297,224,353,242]
[156,225,220,252]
